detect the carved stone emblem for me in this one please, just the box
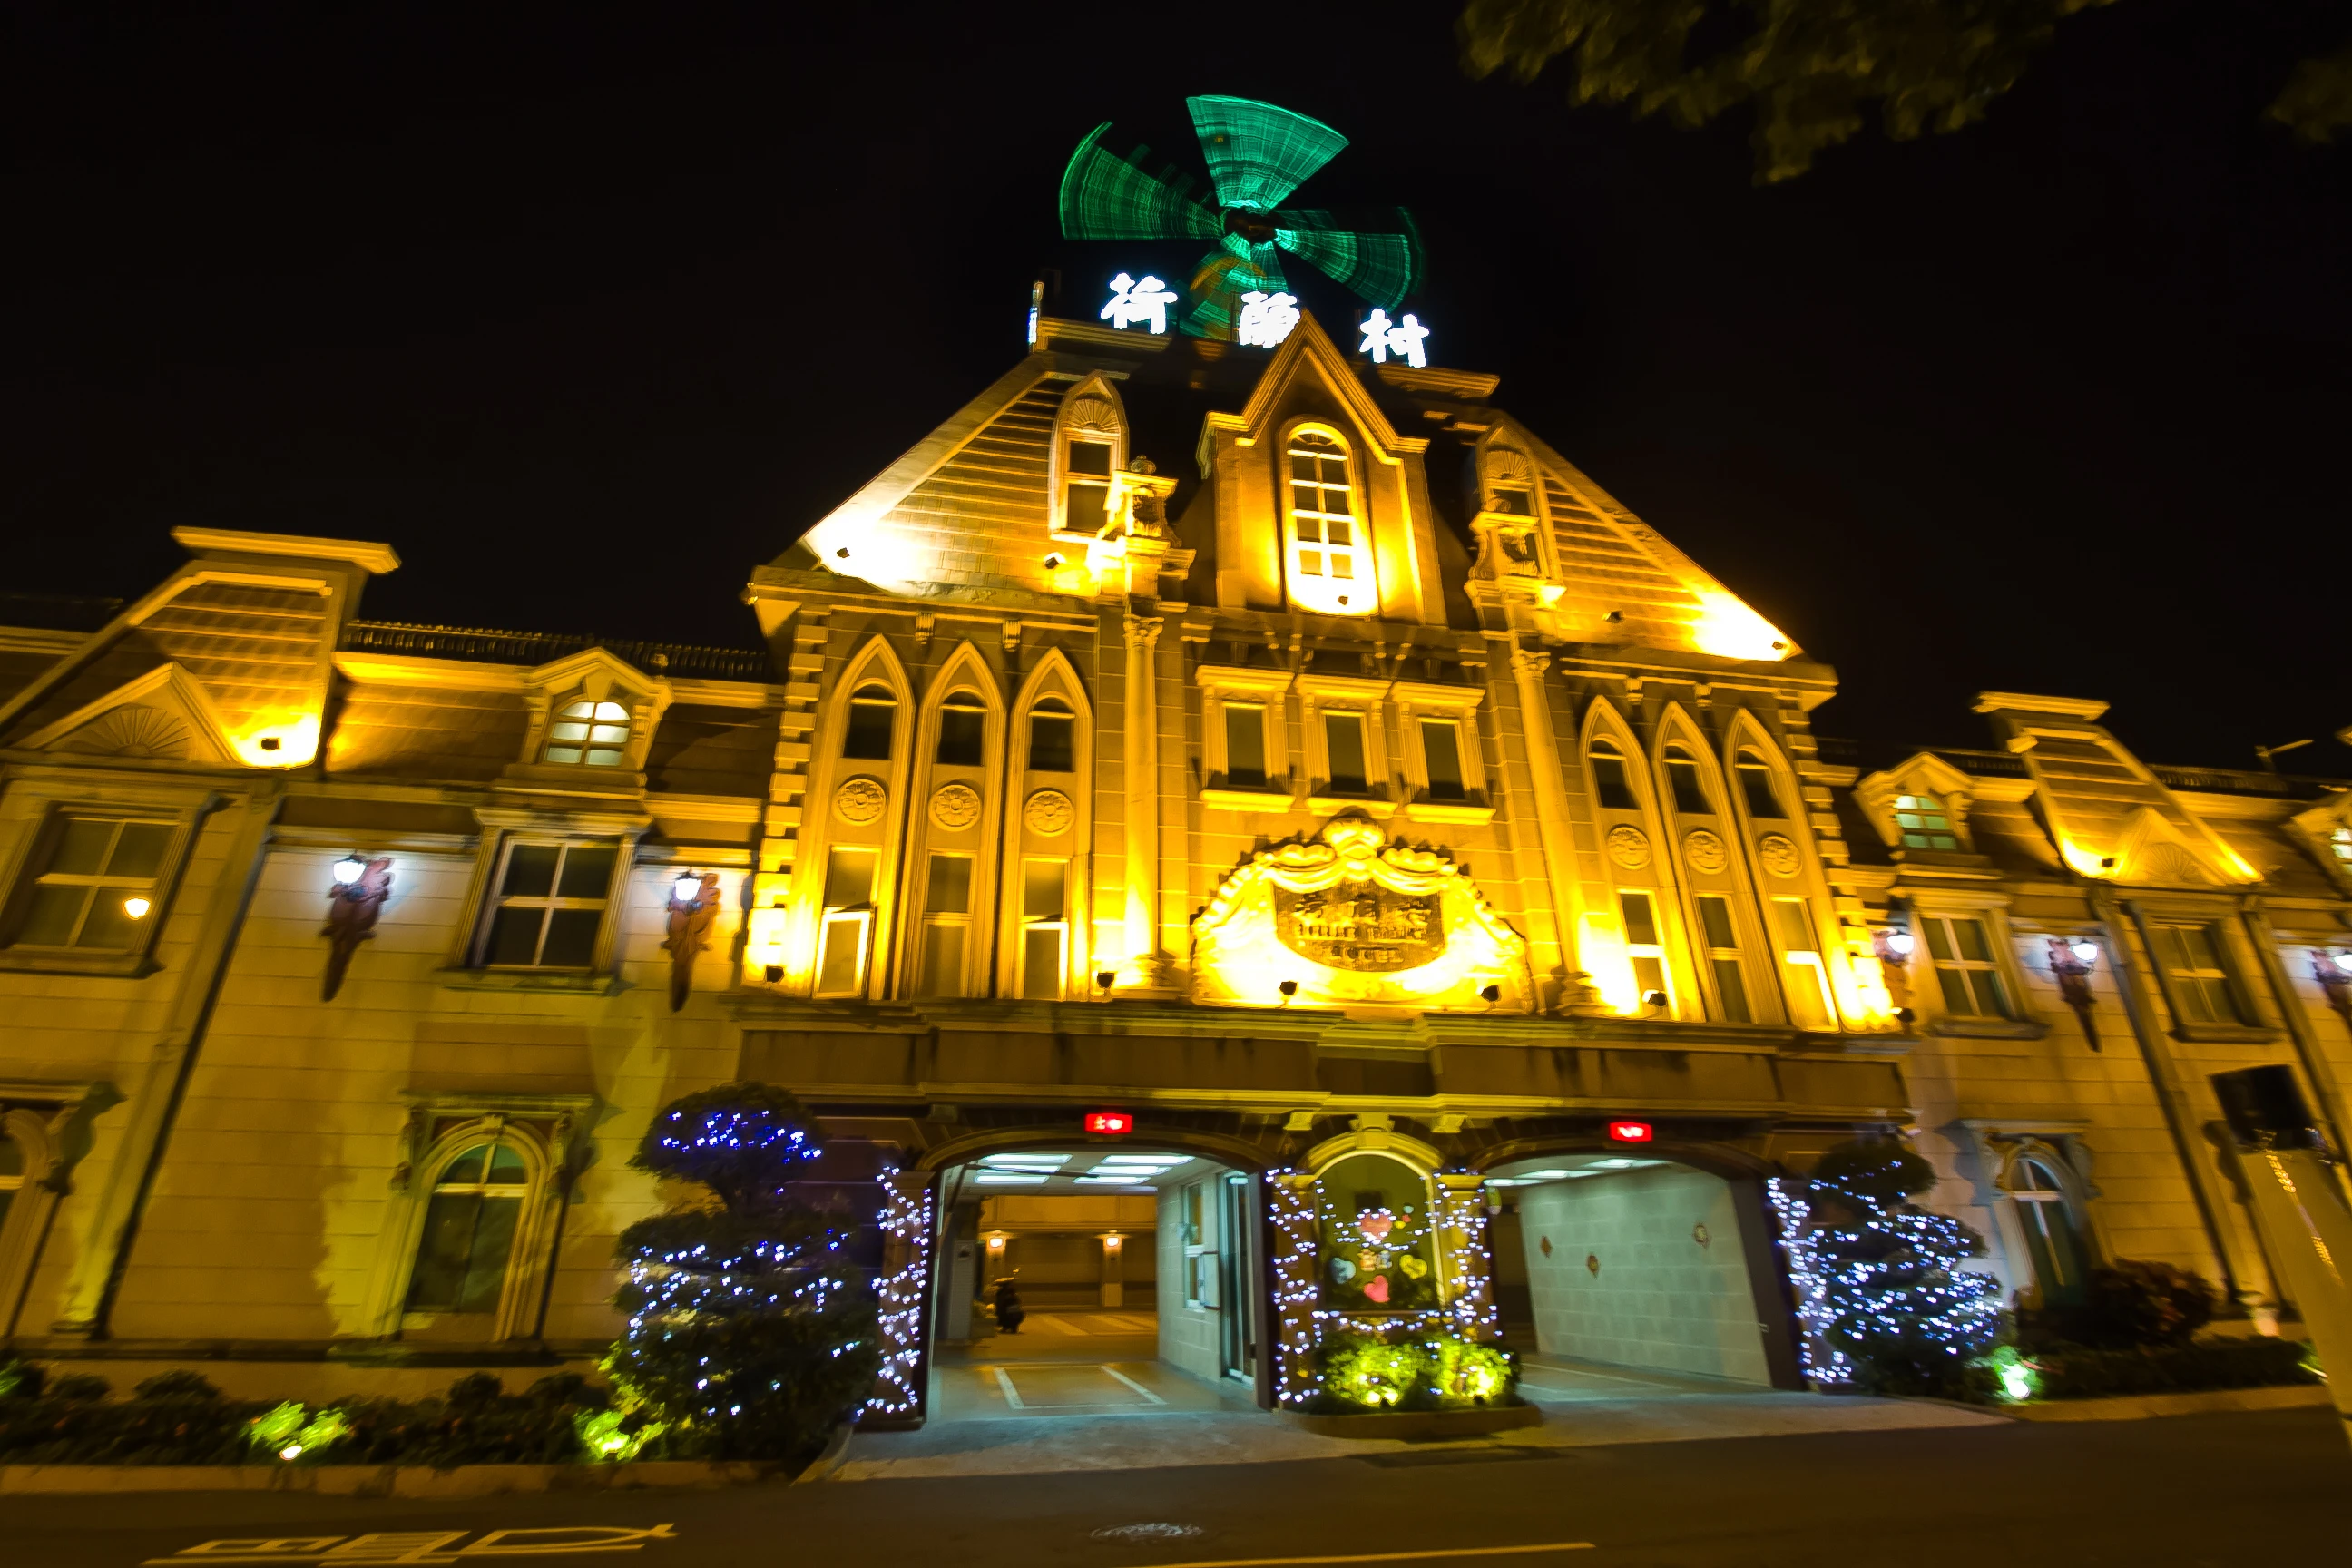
[832,777,887,826]
[1757,833,1801,878]
[1605,825,1652,869]
[1024,789,1075,837]
[1683,828,1730,874]
[930,782,982,830]
[1273,884,1444,974]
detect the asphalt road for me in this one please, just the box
[5,1408,2343,1568]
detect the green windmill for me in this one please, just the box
[1059,95,1425,339]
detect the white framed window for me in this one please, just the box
[1223,702,1270,788]
[815,847,877,997]
[4,812,174,953]
[1063,436,1115,535]
[1285,432,1369,613]
[916,853,973,998]
[2006,1156,2089,1307]
[407,1137,532,1317]
[1770,897,1833,1028]
[1199,667,1293,803]
[2150,921,2249,1026]
[1618,890,1674,1014]
[1182,1181,1214,1308]
[1018,858,1067,1000]
[543,699,630,767]
[1919,914,2013,1019]
[1894,793,1960,850]
[1322,710,1371,794]
[1695,894,1750,1023]
[1417,719,1468,802]
[476,839,619,970]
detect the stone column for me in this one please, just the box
[1507,646,1597,1013]
[1121,613,1164,985]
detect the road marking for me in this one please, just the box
[993,1367,1027,1409]
[1126,1543,1595,1568]
[142,1524,679,1563]
[1099,1365,1169,1404]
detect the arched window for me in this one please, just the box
[1285,432,1367,612]
[0,1128,20,1234]
[842,683,897,760]
[1735,751,1786,819]
[1663,749,1713,815]
[936,691,986,768]
[1484,449,1534,515]
[2328,826,2349,867]
[407,1139,530,1315]
[2008,1157,2088,1307]
[1589,742,1639,811]
[1027,699,1075,773]
[1895,793,1958,849]
[544,700,629,767]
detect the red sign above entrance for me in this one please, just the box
[1607,1120,1654,1142]
[1084,1111,1134,1135]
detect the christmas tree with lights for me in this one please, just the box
[1774,1137,2003,1396]
[607,1083,880,1458]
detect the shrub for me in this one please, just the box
[2012,1337,2318,1400]
[48,1375,113,1402]
[1316,1331,1518,1412]
[133,1370,223,1402]
[0,1360,44,1400]
[2036,1261,2218,1350]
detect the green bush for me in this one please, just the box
[2030,1260,2218,1350]
[1314,1331,1519,1413]
[47,1375,113,1403]
[133,1371,222,1402]
[2023,1337,2318,1399]
[0,1359,45,1400]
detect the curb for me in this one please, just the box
[0,1458,792,1498]
[792,1421,857,1484]
[2000,1383,2332,1423]
[1277,1404,1544,1440]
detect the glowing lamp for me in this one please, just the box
[2069,940,2101,966]
[2333,952,2352,975]
[1083,1111,1134,1135]
[1884,931,1916,957]
[1102,1233,1123,1253]
[671,873,702,905]
[1607,1121,1653,1143]
[331,853,367,887]
[122,897,152,920]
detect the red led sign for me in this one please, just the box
[1083,1112,1134,1135]
[1606,1121,1654,1143]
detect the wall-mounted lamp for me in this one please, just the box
[1044,553,1066,570]
[1872,926,1916,1016]
[1101,1233,1123,1254]
[1882,930,1916,959]
[1479,985,1502,1004]
[2048,937,2102,1052]
[322,854,395,1001]
[985,1232,1007,1254]
[1095,969,1118,998]
[1604,610,1623,624]
[1642,989,1669,1009]
[122,897,152,920]
[1277,979,1298,1005]
[662,871,720,1013]
[2314,950,2352,1030]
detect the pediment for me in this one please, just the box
[1210,311,1423,465]
[2112,806,2232,887]
[18,663,241,765]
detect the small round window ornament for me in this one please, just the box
[1757,833,1801,878]
[832,777,887,826]
[1682,828,1730,875]
[1024,788,1075,837]
[929,782,982,830]
[1605,824,1652,869]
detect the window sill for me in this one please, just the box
[0,948,159,978]
[1306,795,1396,819]
[1200,787,1298,814]
[438,967,624,995]
[1402,799,1494,826]
[1928,1017,2051,1041]
[2169,1023,2278,1044]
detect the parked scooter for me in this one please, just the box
[991,1273,1026,1335]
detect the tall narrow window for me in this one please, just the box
[1020,859,1067,1000]
[1064,439,1114,534]
[815,848,877,996]
[544,700,630,767]
[936,692,986,768]
[1619,891,1672,1012]
[1322,711,1368,794]
[1589,745,1639,812]
[2330,827,2350,867]
[916,853,972,998]
[1894,794,1959,850]
[1287,434,1364,602]
[2151,923,2245,1025]
[7,814,172,951]
[1696,894,1750,1023]
[2010,1159,2088,1307]
[481,841,616,969]
[1736,753,1786,819]
[407,1140,528,1315]
[1664,751,1712,816]
[1027,700,1076,773]
[842,684,897,760]
[1919,915,2012,1018]
[1420,719,1466,801]
[0,1127,22,1234]
[1771,898,1832,1028]
[1223,702,1268,788]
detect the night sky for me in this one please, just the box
[5,4,2347,772]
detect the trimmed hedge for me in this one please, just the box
[2025,1336,2318,1400]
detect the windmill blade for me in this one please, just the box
[1060,122,1220,241]
[1182,234,1288,340]
[1186,96,1347,212]
[1274,212,1425,309]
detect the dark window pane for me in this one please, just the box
[926,855,972,916]
[1618,892,1660,947]
[1067,441,1112,475]
[1024,860,1065,920]
[1224,705,1266,786]
[1772,901,1818,952]
[1421,720,1465,799]
[16,884,89,946]
[1968,969,2010,1017]
[75,894,140,949]
[823,848,876,908]
[1712,959,1751,1023]
[556,846,616,900]
[485,906,546,965]
[501,845,559,898]
[540,908,603,967]
[0,1135,21,1177]
[441,1145,489,1184]
[1065,483,1109,534]
[1028,714,1075,773]
[1952,918,1994,963]
[48,818,113,877]
[1697,896,1739,951]
[1923,919,1956,963]
[1488,489,1532,515]
[937,706,986,767]
[816,917,865,994]
[457,1197,521,1313]
[1591,753,1638,811]
[919,923,966,998]
[1324,712,1367,793]
[1739,764,1784,819]
[1667,758,1712,815]
[485,1143,528,1184]
[843,701,895,760]
[1022,926,1063,999]
[108,821,173,877]
[1937,967,1976,1015]
[407,1193,481,1309]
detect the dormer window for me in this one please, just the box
[1286,432,1367,612]
[1064,439,1114,534]
[544,700,629,767]
[1484,449,1534,515]
[1896,793,1959,850]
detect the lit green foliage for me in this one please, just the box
[0,1360,43,1400]
[1427,1337,1514,1404]
[248,1400,307,1455]
[575,1404,666,1463]
[1458,1,2352,181]
[1984,1344,2039,1402]
[1319,1331,1518,1410]
[1323,1338,1425,1408]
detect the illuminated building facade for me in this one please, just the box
[0,313,2347,1415]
